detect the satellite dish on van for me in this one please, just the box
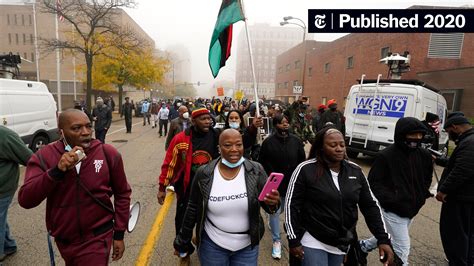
[379,53,409,63]
[128,202,140,233]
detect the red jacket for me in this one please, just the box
[19,140,131,243]
[159,130,193,194]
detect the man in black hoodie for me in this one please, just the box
[360,117,433,264]
[435,112,474,265]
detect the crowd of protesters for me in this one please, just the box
[0,91,472,266]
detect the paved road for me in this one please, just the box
[5,118,448,265]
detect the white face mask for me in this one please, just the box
[229,122,240,129]
[182,112,189,119]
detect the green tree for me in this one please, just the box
[91,45,170,112]
[40,0,140,111]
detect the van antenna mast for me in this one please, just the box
[379,51,411,80]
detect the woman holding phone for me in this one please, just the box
[285,126,394,266]
[174,129,280,265]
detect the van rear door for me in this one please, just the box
[346,84,417,149]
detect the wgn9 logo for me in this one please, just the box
[354,96,408,118]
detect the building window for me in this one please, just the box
[381,47,390,59]
[23,34,26,44]
[308,67,313,77]
[347,56,354,69]
[14,14,17,25]
[293,80,299,86]
[322,97,327,105]
[23,53,27,59]
[284,81,288,88]
[30,34,34,45]
[295,60,300,69]
[277,83,281,89]
[29,15,32,25]
[441,89,463,111]
[8,33,12,44]
[31,52,35,62]
[15,34,19,44]
[286,64,290,71]
[22,14,25,26]
[324,63,330,73]
[278,67,283,73]
[7,14,10,25]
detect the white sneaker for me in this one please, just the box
[272,241,281,259]
[166,185,175,192]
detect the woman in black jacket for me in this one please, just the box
[173,129,279,265]
[259,114,306,259]
[285,126,393,266]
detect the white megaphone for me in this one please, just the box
[128,201,140,233]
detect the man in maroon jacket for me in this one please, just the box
[18,109,131,265]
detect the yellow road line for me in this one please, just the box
[135,192,175,266]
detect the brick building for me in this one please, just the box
[235,23,302,99]
[0,1,155,110]
[275,32,474,117]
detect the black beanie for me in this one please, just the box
[425,112,439,123]
[444,112,470,129]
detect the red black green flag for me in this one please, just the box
[209,0,244,78]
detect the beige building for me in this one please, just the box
[0,1,155,110]
[235,23,302,99]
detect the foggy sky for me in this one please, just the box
[124,0,473,96]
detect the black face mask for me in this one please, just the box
[449,131,459,141]
[404,138,422,149]
[276,128,289,136]
[330,107,337,111]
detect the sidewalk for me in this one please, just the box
[112,111,123,122]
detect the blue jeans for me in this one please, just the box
[269,196,284,242]
[360,209,412,264]
[301,246,344,266]
[0,195,17,256]
[198,231,258,266]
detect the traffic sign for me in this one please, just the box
[293,85,303,94]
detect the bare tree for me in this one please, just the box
[40,0,142,111]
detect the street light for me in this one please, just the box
[280,16,307,99]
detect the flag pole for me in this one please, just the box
[55,3,62,111]
[32,1,40,82]
[240,0,261,142]
[71,23,77,101]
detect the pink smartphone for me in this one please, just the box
[258,173,284,201]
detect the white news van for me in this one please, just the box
[0,78,59,151]
[344,78,449,158]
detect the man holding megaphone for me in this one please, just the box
[18,109,132,265]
